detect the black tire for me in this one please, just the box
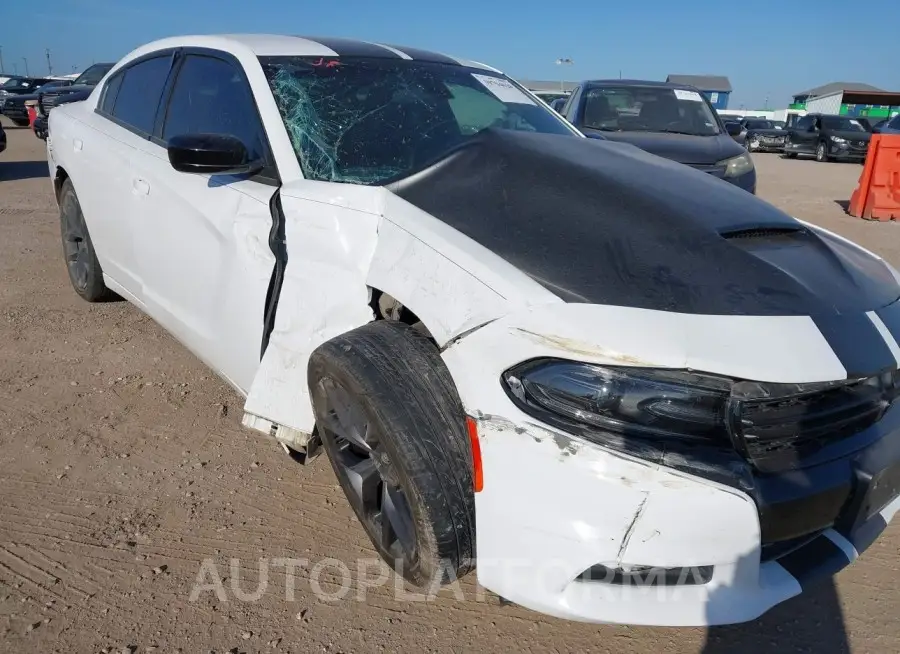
[784,151,797,159]
[12,118,30,127]
[308,321,476,588]
[59,179,112,302]
[815,141,830,163]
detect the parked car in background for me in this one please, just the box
[878,114,900,135]
[532,90,569,106]
[34,88,94,140]
[772,120,786,130]
[560,79,755,193]
[37,62,114,119]
[741,118,786,152]
[857,117,890,134]
[783,113,871,162]
[48,33,900,627]
[0,76,54,124]
[0,80,72,126]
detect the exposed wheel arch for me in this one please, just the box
[53,166,70,203]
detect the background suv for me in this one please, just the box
[559,79,755,193]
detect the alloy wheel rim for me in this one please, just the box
[62,195,89,291]
[317,378,417,565]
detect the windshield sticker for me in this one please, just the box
[472,74,535,105]
[673,89,704,102]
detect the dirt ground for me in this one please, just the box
[1,116,898,654]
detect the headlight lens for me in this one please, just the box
[717,151,754,178]
[830,136,847,144]
[503,360,732,443]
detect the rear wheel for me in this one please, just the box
[59,179,113,302]
[308,321,476,588]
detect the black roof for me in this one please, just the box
[583,79,701,89]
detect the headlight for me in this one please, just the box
[830,136,847,144]
[503,359,732,443]
[717,151,754,178]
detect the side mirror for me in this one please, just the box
[167,133,263,175]
[725,122,742,137]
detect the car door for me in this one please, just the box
[75,52,176,299]
[791,115,817,152]
[132,50,279,392]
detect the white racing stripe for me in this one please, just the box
[866,310,900,366]
[370,43,413,60]
[823,528,859,562]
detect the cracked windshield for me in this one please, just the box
[260,56,573,184]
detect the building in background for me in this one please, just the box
[790,82,899,119]
[665,74,732,109]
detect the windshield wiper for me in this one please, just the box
[660,128,707,136]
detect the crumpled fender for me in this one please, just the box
[242,184,560,439]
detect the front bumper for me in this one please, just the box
[33,116,48,140]
[2,105,28,123]
[828,142,868,161]
[747,137,785,152]
[441,303,900,626]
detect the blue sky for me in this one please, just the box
[2,0,897,108]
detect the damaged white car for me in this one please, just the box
[48,34,900,626]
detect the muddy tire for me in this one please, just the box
[59,179,112,302]
[308,321,476,588]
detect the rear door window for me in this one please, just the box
[107,55,172,136]
[100,72,124,115]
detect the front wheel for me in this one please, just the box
[815,141,830,162]
[308,321,476,588]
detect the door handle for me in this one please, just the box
[73,138,83,152]
[132,178,150,196]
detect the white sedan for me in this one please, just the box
[47,34,900,626]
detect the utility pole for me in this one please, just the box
[23,57,29,76]
[45,48,53,76]
[13,61,18,75]
[555,57,574,93]
[0,46,4,75]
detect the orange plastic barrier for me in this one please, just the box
[848,134,900,221]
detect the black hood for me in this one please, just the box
[388,130,899,316]
[581,128,744,165]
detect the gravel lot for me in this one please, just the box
[1,117,898,653]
